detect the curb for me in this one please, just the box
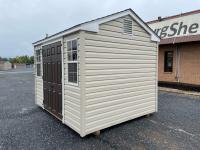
[159,87,200,97]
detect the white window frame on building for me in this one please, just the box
[67,39,78,85]
[164,51,173,72]
[36,49,41,76]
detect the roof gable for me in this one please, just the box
[33,9,160,45]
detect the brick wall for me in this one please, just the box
[158,41,200,85]
[179,42,200,85]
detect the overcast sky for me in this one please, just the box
[0,0,200,58]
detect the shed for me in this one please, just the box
[0,61,12,71]
[33,9,160,137]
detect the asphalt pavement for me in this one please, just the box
[0,71,199,150]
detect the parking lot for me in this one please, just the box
[0,71,199,150]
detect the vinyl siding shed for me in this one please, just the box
[33,9,160,137]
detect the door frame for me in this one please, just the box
[41,38,64,122]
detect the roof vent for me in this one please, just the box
[158,16,162,21]
[123,19,133,34]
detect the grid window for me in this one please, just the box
[67,40,77,61]
[37,64,41,76]
[164,51,173,72]
[36,50,41,76]
[67,40,78,84]
[36,50,41,62]
[68,63,77,83]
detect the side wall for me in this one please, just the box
[34,45,43,108]
[158,42,200,85]
[83,15,158,135]
[179,42,200,85]
[63,33,82,134]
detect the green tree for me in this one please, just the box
[9,55,34,64]
[29,56,34,64]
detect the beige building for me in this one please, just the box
[33,9,159,137]
[0,61,12,71]
[148,10,200,91]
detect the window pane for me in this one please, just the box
[47,49,50,56]
[42,49,46,57]
[72,40,77,50]
[72,51,77,61]
[68,72,73,82]
[36,50,41,62]
[67,41,71,51]
[68,63,77,73]
[67,51,72,61]
[51,47,55,55]
[73,72,77,83]
[164,51,173,72]
[68,63,77,83]
[57,46,61,54]
[36,50,40,56]
[68,63,73,72]
[74,63,77,72]
[37,64,41,76]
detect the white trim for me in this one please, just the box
[79,31,86,137]
[41,38,63,47]
[61,37,65,123]
[35,49,42,77]
[66,38,79,87]
[33,9,160,46]
[155,43,159,112]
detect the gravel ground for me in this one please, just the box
[0,72,199,150]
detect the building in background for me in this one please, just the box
[148,10,200,91]
[13,63,33,69]
[0,61,12,71]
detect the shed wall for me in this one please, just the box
[34,45,44,108]
[63,33,81,133]
[83,15,158,134]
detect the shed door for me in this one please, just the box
[42,41,62,119]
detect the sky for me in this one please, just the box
[0,0,200,58]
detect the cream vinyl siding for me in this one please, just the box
[83,15,157,134]
[34,45,43,108]
[63,33,81,133]
[35,77,43,107]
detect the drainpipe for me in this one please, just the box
[173,37,180,82]
[175,44,180,82]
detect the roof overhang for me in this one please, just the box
[160,34,200,45]
[33,9,160,46]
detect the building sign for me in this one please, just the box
[148,13,200,39]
